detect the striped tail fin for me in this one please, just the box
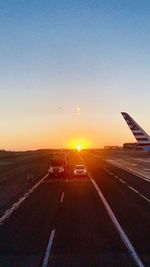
[121,112,150,151]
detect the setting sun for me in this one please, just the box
[76,144,82,151]
[68,138,90,150]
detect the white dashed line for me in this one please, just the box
[106,169,150,204]
[90,175,144,267]
[139,194,150,203]
[119,179,126,184]
[42,229,55,267]
[106,161,150,183]
[82,160,144,267]
[128,186,139,194]
[60,192,64,203]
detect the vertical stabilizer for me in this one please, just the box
[121,112,150,151]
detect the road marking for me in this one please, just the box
[104,168,126,185]
[60,192,64,203]
[106,160,150,183]
[0,174,48,226]
[128,186,139,194]
[119,179,126,184]
[90,177,144,267]
[144,168,150,171]
[81,158,144,267]
[104,167,150,205]
[139,194,150,203]
[42,229,55,267]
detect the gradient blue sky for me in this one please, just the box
[1,0,150,150]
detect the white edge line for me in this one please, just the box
[0,174,48,226]
[42,229,55,267]
[90,176,144,267]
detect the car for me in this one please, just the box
[73,164,87,176]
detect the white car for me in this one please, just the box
[73,165,87,176]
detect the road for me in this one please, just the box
[0,151,150,266]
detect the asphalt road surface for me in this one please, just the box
[0,151,149,266]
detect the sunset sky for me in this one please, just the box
[1,1,150,150]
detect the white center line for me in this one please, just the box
[60,192,64,203]
[42,229,55,267]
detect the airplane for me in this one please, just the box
[121,112,150,152]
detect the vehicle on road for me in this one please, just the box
[48,160,66,178]
[73,164,87,177]
[49,151,69,178]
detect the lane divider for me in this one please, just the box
[80,157,144,267]
[42,229,56,267]
[139,194,150,203]
[60,192,64,203]
[104,168,150,204]
[119,179,126,184]
[105,160,150,183]
[0,174,49,226]
[90,176,144,267]
[128,186,139,194]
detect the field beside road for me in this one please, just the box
[0,150,50,216]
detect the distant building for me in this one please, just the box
[123,142,142,150]
[104,146,122,150]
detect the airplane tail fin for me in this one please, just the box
[121,112,150,151]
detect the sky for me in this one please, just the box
[1,0,150,150]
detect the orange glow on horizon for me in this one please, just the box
[68,138,90,150]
